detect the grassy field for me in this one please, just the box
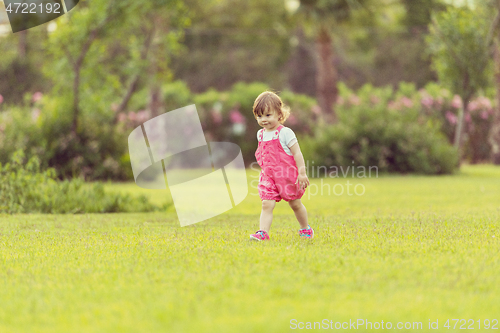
[1,165,500,332]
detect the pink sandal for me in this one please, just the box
[250,230,270,241]
[299,225,314,238]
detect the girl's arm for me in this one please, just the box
[290,142,310,190]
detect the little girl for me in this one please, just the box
[250,91,314,241]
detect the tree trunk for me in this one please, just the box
[287,27,316,96]
[114,26,155,122]
[316,25,338,124]
[18,30,27,60]
[491,39,500,164]
[149,84,162,118]
[72,64,81,135]
[454,100,467,166]
[454,70,472,165]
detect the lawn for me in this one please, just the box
[0,165,499,332]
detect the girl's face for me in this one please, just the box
[256,109,280,131]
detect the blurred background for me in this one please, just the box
[0,0,499,181]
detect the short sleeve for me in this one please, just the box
[256,129,263,142]
[279,127,297,148]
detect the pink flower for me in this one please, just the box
[451,95,462,109]
[229,110,245,124]
[0,94,3,104]
[421,96,433,108]
[311,105,321,115]
[401,96,413,108]
[445,111,457,125]
[480,111,489,120]
[128,112,137,122]
[336,96,345,105]
[467,101,479,112]
[477,96,492,110]
[136,110,149,123]
[348,95,361,106]
[118,113,127,123]
[370,95,380,105]
[32,92,43,103]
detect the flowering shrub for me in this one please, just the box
[416,82,495,163]
[332,81,495,164]
[1,80,493,181]
[465,96,495,163]
[301,82,458,174]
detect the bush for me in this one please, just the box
[418,82,495,163]
[301,83,459,175]
[0,93,132,180]
[0,151,167,214]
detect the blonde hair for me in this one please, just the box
[252,91,290,124]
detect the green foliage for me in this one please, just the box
[161,80,193,112]
[426,5,494,100]
[298,0,372,28]
[0,151,166,214]
[0,95,131,180]
[171,0,293,92]
[0,22,50,105]
[302,82,458,174]
[41,0,190,142]
[400,0,447,30]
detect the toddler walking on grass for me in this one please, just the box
[249,91,314,241]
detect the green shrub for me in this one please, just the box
[302,83,459,175]
[0,151,167,214]
[0,94,131,180]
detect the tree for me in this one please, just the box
[170,0,294,93]
[44,0,190,136]
[0,5,49,104]
[486,0,500,164]
[38,0,189,179]
[294,0,373,123]
[426,5,494,162]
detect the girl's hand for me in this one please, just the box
[295,174,310,190]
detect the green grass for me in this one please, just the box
[1,165,500,332]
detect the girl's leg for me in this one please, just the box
[288,199,308,229]
[260,200,276,232]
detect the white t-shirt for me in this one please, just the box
[257,126,297,156]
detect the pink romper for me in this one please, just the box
[255,125,305,202]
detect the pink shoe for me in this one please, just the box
[299,225,314,239]
[250,230,270,241]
